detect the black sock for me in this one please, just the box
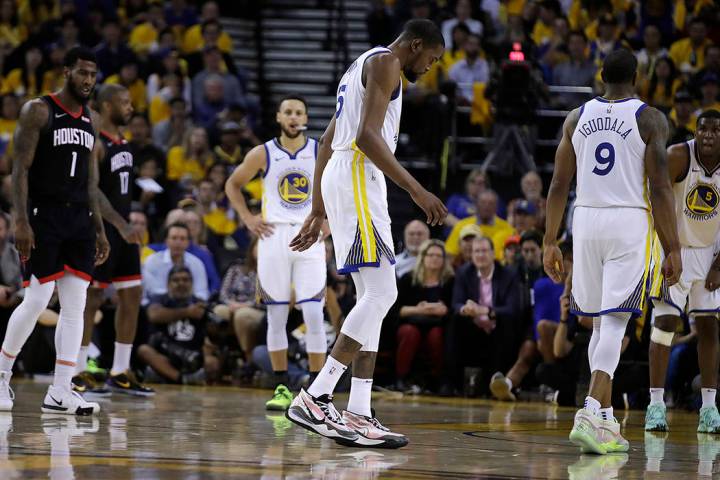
[273,370,289,387]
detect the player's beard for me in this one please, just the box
[280,125,301,139]
[68,79,92,103]
[112,110,129,126]
[403,68,418,83]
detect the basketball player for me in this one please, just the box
[225,95,327,411]
[645,110,720,433]
[286,19,447,448]
[0,47,110,415]
[543,49,682,454]
[72,84,154,397]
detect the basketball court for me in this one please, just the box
[0,380,714,478]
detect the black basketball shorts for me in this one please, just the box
[22,203,95,287]
[91,222,141,289]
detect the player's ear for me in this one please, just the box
[411,38,422,53]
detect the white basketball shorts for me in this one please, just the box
[570,206,655,316]
[322,149,395,274]
[256,223,326,304]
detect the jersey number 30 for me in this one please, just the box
[592,142,615,176]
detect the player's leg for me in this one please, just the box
[645,304,681,432]
[71,286,110,396]
[0,278,56,410]
[137,344,183,383]
[695,314,720,433]
[42,274,100,415]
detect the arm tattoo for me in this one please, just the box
[88,111,105,233]
[11,100,47,223]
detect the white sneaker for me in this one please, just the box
[569,408,606,454]
[489,372,516,401]
[285,389,358,441]
[41,385,100,416]
[598,417,629,453]
[338,410,409,449]
[0,371,13,411]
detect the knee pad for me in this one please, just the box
[22,279,55,314]
[650,327,674,346]
[57,275,89,319]
[592,312,631,378]
[266,304,289,352]
[302,302,326,354]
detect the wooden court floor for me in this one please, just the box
[0,381,717,479]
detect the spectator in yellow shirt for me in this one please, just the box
[105,62,148,113]
[640,57,684,112]
[167,127,214,182]
[668,90,697,145]
[2,46,42,100]
[446,189,515,261]
[531,0,561,48]
[695,73,720,115]
[669,18,713,75]
[41,43,66,94]
[0,93,18,172]
[0,0,26,49]
[129,1,166,56]
[148,73,184,125]
[182,1,232,54]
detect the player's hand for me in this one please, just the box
[543,244,564,283]
[119,222,143,245]
[243,214,274,239]
[289,211,324,252]
[410,188,447,226]
[14,219,34,261]
[706,265,720,291]
[662,249,682,287]
[94,233,110,265]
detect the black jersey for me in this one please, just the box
[29,94,95,205]
[98,131,133,220]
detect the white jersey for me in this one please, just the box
[332,47,403,153]
[675,139,720,247]
[572,97,649,210]
[261,137,317,224]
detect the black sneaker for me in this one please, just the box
[106,371,155,397]
[72,372,111,397]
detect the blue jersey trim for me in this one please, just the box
[272,137,310,159]
[337,257,397,274]
[313,138,318,159]
[296,298,323,304]
[262,143,271,178]
[390,81,401,100]
[635,102,648,118]
[649,295,686,318]
[260,300,290,305]
[595,96,635,103]
[568,307,642,317]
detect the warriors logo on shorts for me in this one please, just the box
[685,183,720,221]
[277,170,311,208]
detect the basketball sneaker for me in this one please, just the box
[106,371,155,397]
[336,410,409,449]
[698,405,720,433]
[569,408,606,454]
[0,371,13,411]
[41,385,100,416]
[266,384,293,411]
[285,389,358,441]
[489,372,516,402]
[72,371,111,397]
[644,402,668,432]
[598,417,629,453]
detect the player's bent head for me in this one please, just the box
[696,109,720,156]
[63,46,98,101]
[399,19,445,83]
[600,48,637,86]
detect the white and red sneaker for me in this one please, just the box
[285,389,358,441]
[336,410,409,449]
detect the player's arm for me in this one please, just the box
[92,141,141,244]
[290,116,335,251]
[356,54,446,226]
[147,302,206,324]
[640,106,682,285]
[11,99,48,260]
[89,111,109,265]
[225,146,273,238]
[667,143,690,184]
[543,108,579,283]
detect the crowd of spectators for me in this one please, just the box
[0,0,715,411]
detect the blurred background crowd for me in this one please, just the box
[0,0,717,410]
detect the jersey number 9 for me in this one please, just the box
[592,142,615,176]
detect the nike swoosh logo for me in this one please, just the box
[55,113,67,118]
[302,396,325,421]
[116,381,130,388]
[49,395,63,406]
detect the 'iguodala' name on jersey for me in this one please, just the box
[576,116,633,140]
[53,128,95,149]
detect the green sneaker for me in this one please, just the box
[645,403,668,432]
[266,385,293,411]
[86,358,107,377]
[698,406,720,433]
[598,417,629,453]
[569,408,606,455]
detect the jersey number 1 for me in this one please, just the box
[69,151,77,177]
[119,171,129,194]
[592,142,615,176]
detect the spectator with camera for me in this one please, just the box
[138,265,219,385]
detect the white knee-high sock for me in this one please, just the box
[266,304,289,352]
[587,317,601,371]
[111,342,133,376]
[0,279,55,372]
[591,312,631,377]
[301,301,326,354]
[53,275,89,389]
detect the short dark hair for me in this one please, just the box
[698,109,720,125]
[64,46,97,68]
[401,19,445,48]
[165,222,190,239]
[96,83,126,107]
[601,49,637,85]
[277,94,308,113]
[201,19,221,33]
[689,17,707,27]
[169,96,186,107]
[520,229,543,248]
[167,264,192,281]
[568,29,587,43]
